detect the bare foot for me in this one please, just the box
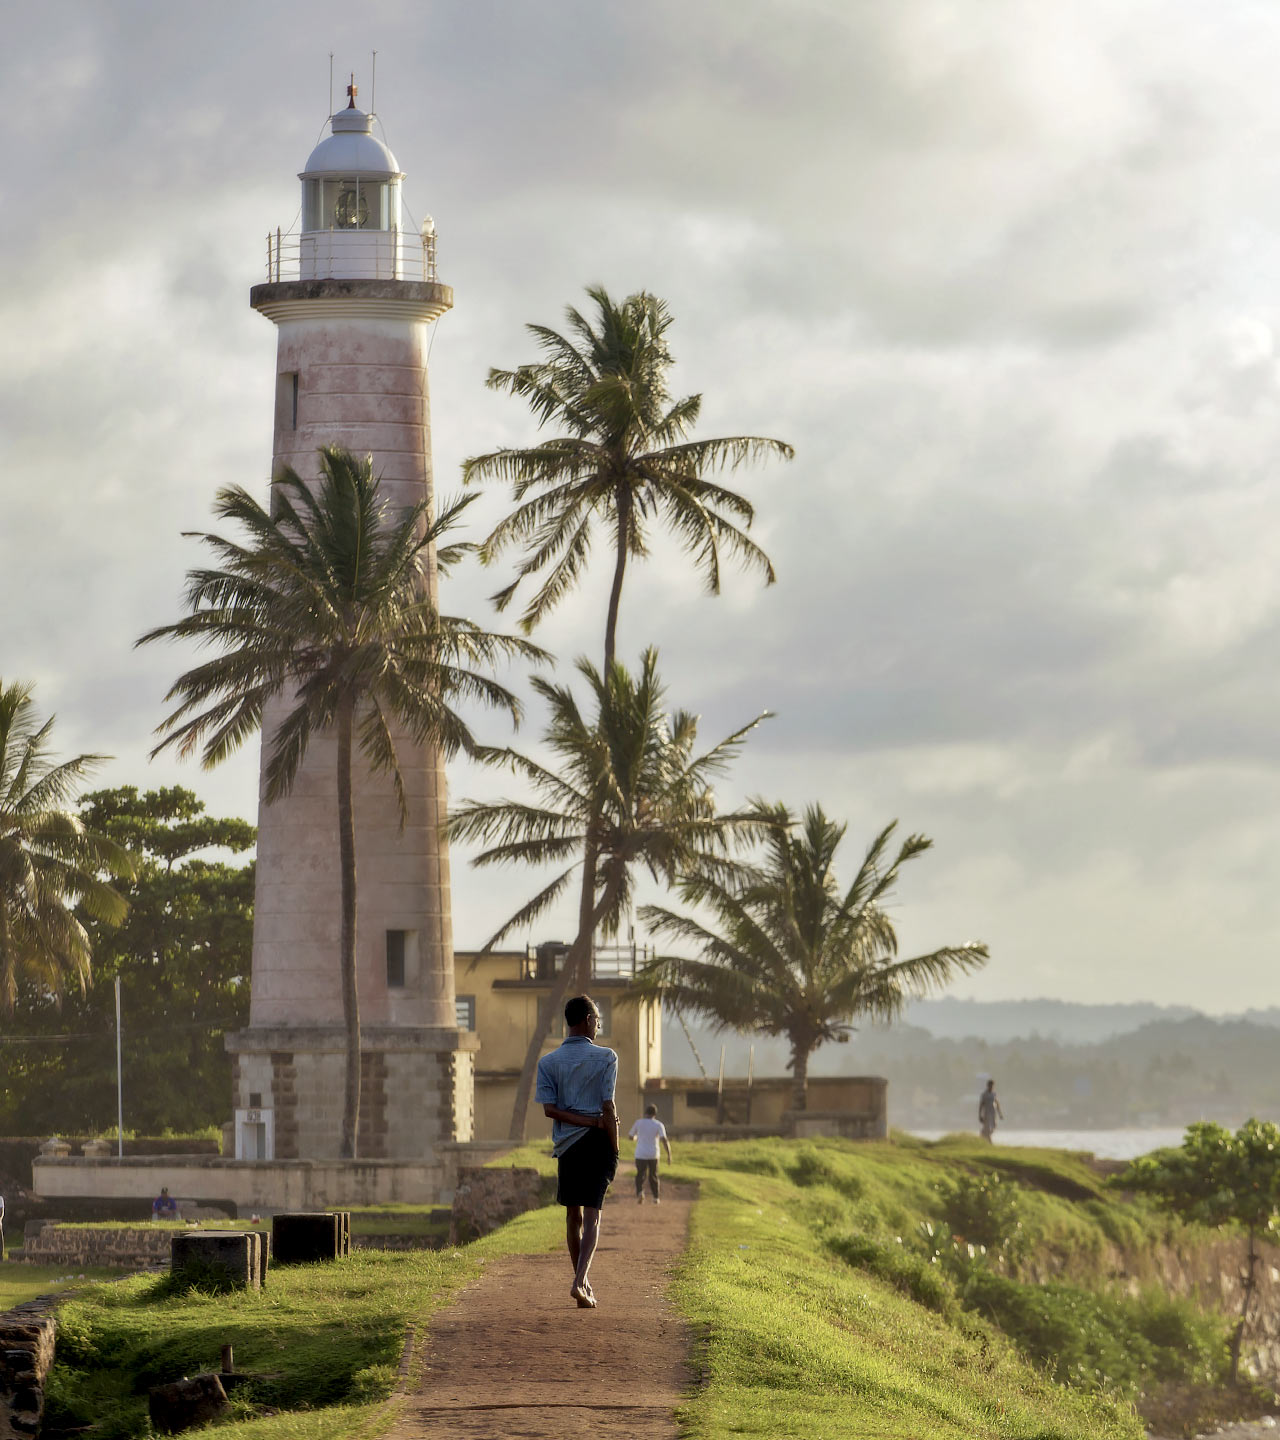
[570,1283,596,1308]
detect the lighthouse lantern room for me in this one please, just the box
[266,80,437,285]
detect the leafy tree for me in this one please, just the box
[447,648,766,1139]
[462,285,793,670]
[0,787,254,1135]
[1117,1119,1280,1380]
[634,804,989,1111]
[138,446,540,1157]
[0,680,132,1011]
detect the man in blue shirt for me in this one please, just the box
[535,994,619,1308]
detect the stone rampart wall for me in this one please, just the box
[22,1224,175,1269]
[1025,1227,1280,1380]
[1150,1234,1280,1379]
[449,1166,545,1243]
[0,1305,56,1440]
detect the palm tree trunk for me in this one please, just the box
[505,838,610,1142]
[336,692,361,1160]
[603,490,632,673]
[790,1041,811,1115]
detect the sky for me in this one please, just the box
[7,0,1280,1011]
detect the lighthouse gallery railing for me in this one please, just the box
[264,227,439,284]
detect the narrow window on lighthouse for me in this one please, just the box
[275,371,299,432]
[386,931,407,989]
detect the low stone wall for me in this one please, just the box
[449,1167,544,1243]
[0,1303,57,1440]
[22,1223,176,1269]
[32,1156,449,1212]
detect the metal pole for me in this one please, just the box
[746,1044,755,1126]
[716,1044,725,1125]
[114,976,124,1158]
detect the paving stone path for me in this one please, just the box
[389,1172,692,1439]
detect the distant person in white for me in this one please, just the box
[628,1104,672,1204]
[979,1079,1004,1142]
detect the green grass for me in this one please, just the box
[0,1264,121,1308]
[41,1206,565,1440]
[345,1206,449,1239]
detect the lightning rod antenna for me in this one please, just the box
[329,53,334,117]
[371,50,377,114]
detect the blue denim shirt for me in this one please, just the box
[535,1037,618,1157]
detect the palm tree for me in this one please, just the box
[462,285,793,670]
[633,804,989,1113]
[446,648,768,1139]
[0,681,133,1010]
[138,446,542,1158]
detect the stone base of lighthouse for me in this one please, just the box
[225,1024,477,1162]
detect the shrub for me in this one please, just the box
[959,1269,1228,1395]
[938,1168,1027,1260]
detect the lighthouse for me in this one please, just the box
[226,83,474,1169]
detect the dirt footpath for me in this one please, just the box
[390,1175,693,1439]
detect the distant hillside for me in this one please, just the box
[662,998,1202,1078]
[898,997,1200,1044]
[660,1003,1279,1131]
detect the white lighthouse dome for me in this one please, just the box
[297,100,408,253]
[301,108,402,180]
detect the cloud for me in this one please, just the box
[7,0,1280,1010]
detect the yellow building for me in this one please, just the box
[454,943,662,1141]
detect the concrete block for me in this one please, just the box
[272,1211,349,1265]
[170,1232,263,1292]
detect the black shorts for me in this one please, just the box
[556,1127,618,1209]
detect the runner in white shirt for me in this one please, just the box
[628,1104,673,1205]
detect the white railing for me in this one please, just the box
[263,226,439,284]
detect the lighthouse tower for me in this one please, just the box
[227,85,474,1167]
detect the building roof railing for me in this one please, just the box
[519,941,654,983]
[263,226,439,284]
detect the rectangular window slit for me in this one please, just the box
[386,930,407,989]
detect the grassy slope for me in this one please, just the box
[43,1136,1219,1440]
[670,1151,1142,1440]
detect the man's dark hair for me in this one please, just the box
[644,1104,658,1117]
[565,995,596,1027]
